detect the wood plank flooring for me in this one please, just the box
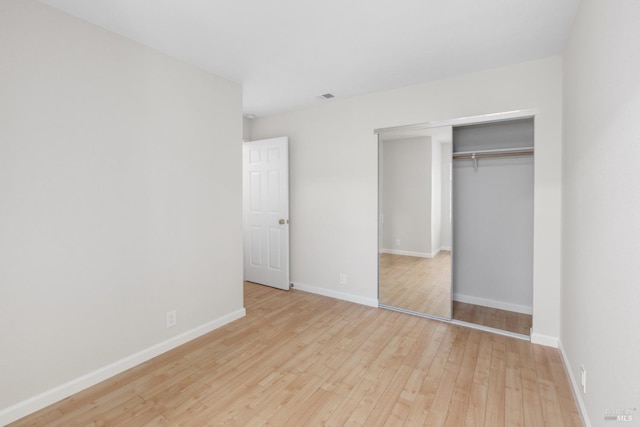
[379,252,532,336]
[452,301,532,336]
[12,282,582,426]
[379,252,452,318]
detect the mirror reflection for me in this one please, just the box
[378,126,453,319]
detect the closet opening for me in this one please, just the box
[375,111,536,340]
[451,118,534,336]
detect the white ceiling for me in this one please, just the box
[40,0,581,118]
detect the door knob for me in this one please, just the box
[279,219,286,225]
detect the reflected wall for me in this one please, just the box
[378,126,452,319]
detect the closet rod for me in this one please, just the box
[452,146,534,160]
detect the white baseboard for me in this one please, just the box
[441,246,452,251]
[0,308,246,426]
[530,332,559,348]
[380,249,433,258]
[453,293,532,315]
[292,282,378,307]
[559,341,591,427]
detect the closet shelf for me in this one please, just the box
[452,146,534,160]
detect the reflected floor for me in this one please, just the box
[453,301,532,336]
[379,252,532,335]
[379,252,451,318]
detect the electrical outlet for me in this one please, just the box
[339,273,348,285]
[580,364,586,394]
[166,310,177,328]
[395,239,400,247]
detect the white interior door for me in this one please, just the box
[243,137,290,290]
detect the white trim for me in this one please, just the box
[440,246,452,251]
[374,109,539,135]
[0,308,246,426]
[453,293,532,315]
[380,248,433,258]
[530,332,559,348]
[292,282,378,307]
[559,341,591,427]
[558,342,592,426]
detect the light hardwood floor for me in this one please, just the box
[379,252,532,336]
[379,252,452,318]
[453,302,533,337]
[12,282,582,426]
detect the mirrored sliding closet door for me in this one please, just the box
[377,126,453,319]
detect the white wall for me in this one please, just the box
[250,56,563,342]
[440,143,453,250]
[381,137,432,255]
[562,0,640,425]
[243,117,253,141]
[430,139,442,255]
[0,0,243,422]
[452,157,534,313]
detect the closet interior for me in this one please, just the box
[451,118,534,336]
